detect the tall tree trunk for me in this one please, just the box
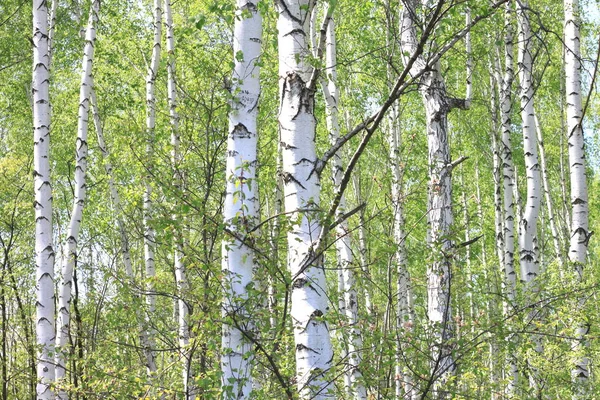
[143,0,162,384]
[401,1,462,394]
[33,1,56,398]
[517,1,544,392]
[321,18,366,400]
[488,70,503,399]
[276,1,334,397]
[163,1,194,398]
[90,89,157,390]
[221,0,261,397]
[564,0,590,395]
[534,115,563,267]
[386,3,415,397]
[55,3,99,398]
[517,0,541,287]
[496,50,519,384]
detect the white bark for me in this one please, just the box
[321,18,366,400]
[276,1,334,398]
[401,1,456,393]
[55,2,99,397]
[387,102,415,400]
[517,0,541,286]
[534,115,563,266]
[163,1,194,398]
[33,1,56,398]
[494,20,521,390]
[489,71,503,399]
[496,1,517,311]
[90,88,158,378]
[221,0,261,398]
[517,2,544,392]
[565,0,590,392]
[387,3,415,397]
[143,0,162,380]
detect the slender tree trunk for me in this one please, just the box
[221,0,261,397]
[321,18,366,400]
[163,1,194,398]
[401,1,459,394]
[55,3,99,398]
[385,3,415,397]
[489,70,503,399]
[90,88,157,389]
[143,0,162,385]
[534,115,563,267]
[276,1,334,397]
[33,1,56,398]
[564,0,590,395]
[353,178,373,316]
[517,0,541,287]
[387,103,415,400]
[517,1,544,392]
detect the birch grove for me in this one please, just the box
[2,0,598,398]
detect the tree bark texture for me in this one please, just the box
[33,1,56,397]
[221,0,262,397]
[276,1,334,398]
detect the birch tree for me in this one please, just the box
[89,87,159,388]
[321,17,366,400]
[276,1,334,397]
[32,1,56,398]
[163,0,194,397]
[221,0,262,397]
[143,0,162,382]
[55,2,99,398]
[564,0,590,394]
[400,0,469,393]
[494,1,519,392]
[516,1,544,392]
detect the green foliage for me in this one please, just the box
[0,0,599,398]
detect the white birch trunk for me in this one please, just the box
[163,1,194,398]
[143,0,162,381]
[489,71,502,399]
[387,104,415,400]
[276,1,334,397]
[517,2,544,392]
[90,88,158,378]
[387,4,415,397]
[401,1,456,393]
[55,2,99,397]
[564,0,590,393]
[321,18,366,400]
[221,1,261,398]
[348,118,373,318]
[534,115,563,266]
[517,0,541,287]
[495,30,519,392]
[33,1,56,398]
